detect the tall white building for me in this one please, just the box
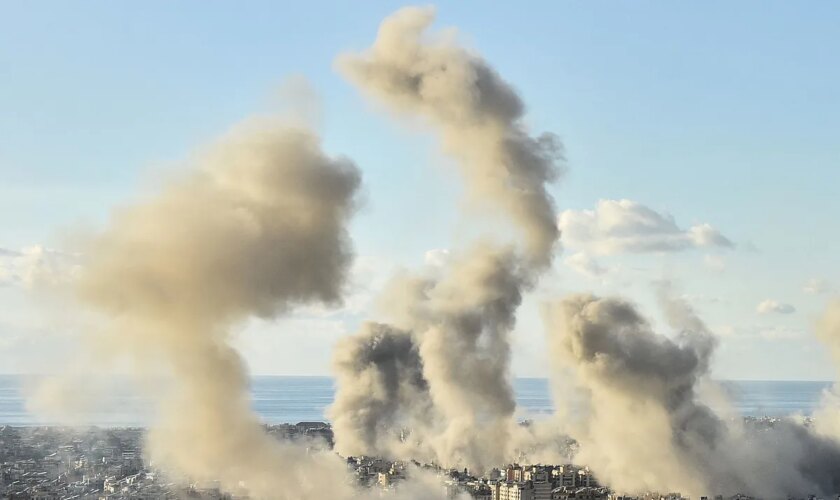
[494,481,535,500]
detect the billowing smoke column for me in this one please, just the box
[546,293,720,494]
[336,5,561,268]
[329,6,840,493]
[75,118,363,499]
[330,322,431,458]
[386,247,528,470]
[546,292,840,497]
[40,5,840,498]
[329,6,562,471]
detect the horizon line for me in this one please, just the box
[0,374,834,384]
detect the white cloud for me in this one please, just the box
[0,245,80,289]
[563,251,606,278]
[703,254,726,272]
[682,293,728,305]
[714,325,736,337]
[757,326,804,341]
[756,299,796,315]
[557,199,733,255]
[803,278,832,295]
[424,248,451,267]
[720,324,804,341]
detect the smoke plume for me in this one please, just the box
[72,117,363,499]
[816,299,840,363]
[545,292,840,497]
[330,5,562,471]
[391,247,527,471]
[337,5,562,267]
[811,299,840,437]
[329,322,431,458]
[36,5,840,498]
[331,247,535,470]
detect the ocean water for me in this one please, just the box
[0,375,832,427]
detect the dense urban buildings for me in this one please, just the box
[0,418,822,500]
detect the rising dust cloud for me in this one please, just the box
[31,5,840,500]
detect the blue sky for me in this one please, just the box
[1,1,838,380]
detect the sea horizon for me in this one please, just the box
[0,375,833,427]
[2,373,835,382]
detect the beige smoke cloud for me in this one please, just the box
[328,321,433,459]
[393,246,525,470]
[331,246,534,471]
[545,292,840,498]
[811,299,840,437]
[30,5,840,498]
[65,117,364,499]
[337,5,561,267]
[816,299,840,362]
[330,5,562,472]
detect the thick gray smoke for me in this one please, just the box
[546,293,840,498]
[330,5,562,471]
[69,118,364,499]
